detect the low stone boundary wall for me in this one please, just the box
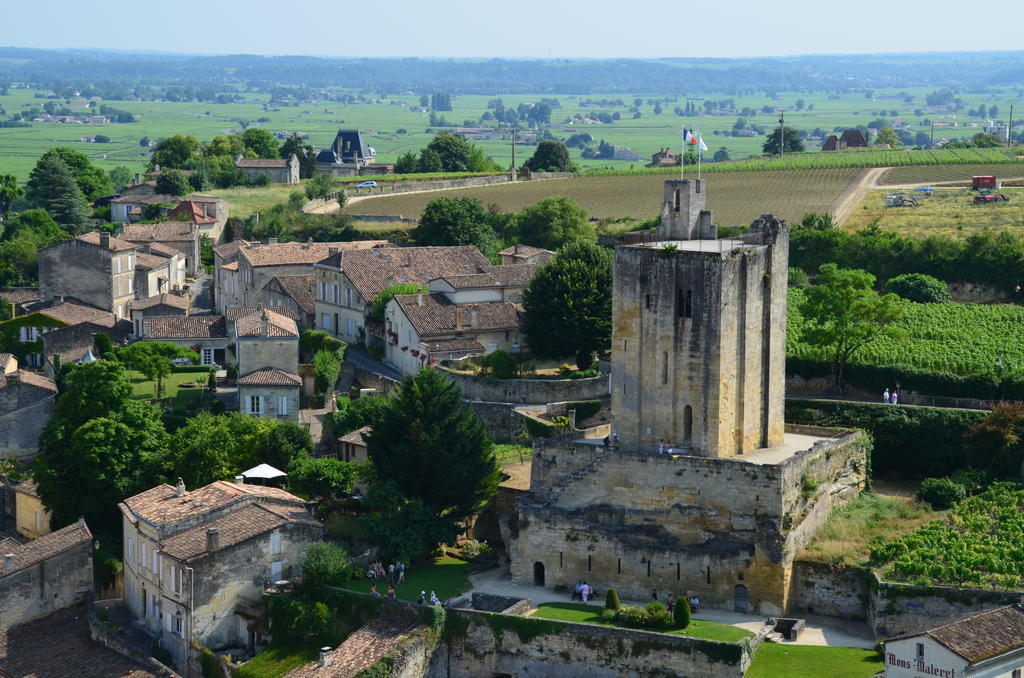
[349,214,416,223]
[441,368,610,405]
[87,599,178,677]
[789,561,871,620]
[470,592,531,615]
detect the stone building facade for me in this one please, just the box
[0,520,94,629]
[38,232,137,319]
[119,479,322,668]
[0,356,57,460]
[234,154,300,184]
[13,479,51,540]
[508,179,867,616]
[235,309,301,421]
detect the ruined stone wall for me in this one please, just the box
[0,540,93,629]
[788,561,871,620]
[441,368,609,405]
[0,383,55,460]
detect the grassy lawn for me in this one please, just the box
[799,491,945,567]
[531,602,754,643]
[493,443,532,467]
[129,369,209,400]
[344,556,472,602]
[235,644,318,678]
[747,643,883,678]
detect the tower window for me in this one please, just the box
[617,558,621,574]
[662,352,668,384]
[676,289,693,318]
[645,294,651,309]
[673,190,681,211]
[647,559,651,577]
[588,555,592,571]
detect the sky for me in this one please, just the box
[6,0,1024,59]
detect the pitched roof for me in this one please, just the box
[142,242,181,258]
[234,309,299,338]
[241,240,388,268]
[439,264,537,290]
[226,305,299,322]
[339,425,371,447]
[328,246,490,301]
[30,300,111,326]
[110,194,178,205]
[213,239,250,260]
[911,604,1024,664]
[498,244,552,258]
[394,293,521,339]
[420,337,484,354]
[1,370,58,394]
[142,315,227,339]
[183,194,225,204]
[121,480,308,529]
[236,157,290,168]
[266,275,315,315]
[121,222,196,242]
[0,521,92,577]
[0,287,40,305]
[0,353,13,372]
[13,479,40,497]
[76,231,137,252]
[159,502,317,562]
[131,293,189,312]
[236,367,302,386]
[283,616,422,678]
[135,252,172,271]
[222,261,240,271]
[169,201,216,224]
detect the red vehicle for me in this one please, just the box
[973,193,1009,204]
[971,176,1001,190]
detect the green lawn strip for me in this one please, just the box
[746,643,883,678]
[129,370,207,399]
[531,602,754,643]
[344,556,471,602]
[234,643,318,678]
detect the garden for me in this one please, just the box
[530,601,754,643]
[746,643,883,678]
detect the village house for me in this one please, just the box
[120,221,202,276]
[235,309,301,421]
[130,292,190,327]
[134,245,187,296]
[138,315,230,367]
[338,426,370,463]
[110,194,178,223]
[12,479,50,541]
[38,232,136,318]
[168,195,230,243]
[119,479,322,668]
[0,356,57,460]
[884,604,1024,678]
[427,264,537,304]
[316,129,392,176]
[313,245,490,345]
[646,147,680,168]
[822,129,869,151]
[40,312,132,372]
[2,297,120,368]
[212,239,250,314]
[498,244,555,267]
[234,154,300,184]
[0,288,41,317]
[0,519,94,630]
[261,274,315,329]
[384,291,523,375]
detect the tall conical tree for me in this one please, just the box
[26,154,90,234]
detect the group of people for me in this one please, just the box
[417,590,443,606]
[882,388,901,405]
[601,433,621,448]
[651,589,699,613]
[367,560,406,584]
[369,583,398,600]
[572,581,596,603]
[657,439,684,455]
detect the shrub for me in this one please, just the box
[615,606,649,628]
[674,597,691,628]
[568,369,600,380]
[487,350,518,379]
[604,588,620,610]
[461,539,491,560]
[917,477,965,509]
[300,542,351,586]
[788,266,810,288]
[649,609,674,628]
[646,601,667,614]
[226,364,238,379]
[601,608,617,621]
[199,648,225,678]
[883,273,951,303]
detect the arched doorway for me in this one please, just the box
[683,405,693,445]
[533,562,545,587]
[734,584,749,614]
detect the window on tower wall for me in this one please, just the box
[675,289,693,318]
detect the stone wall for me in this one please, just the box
[354,366,400,394]
[441,368,609,405]
[0,380,55,461]
[0,538,94,629]
[237,336,299,376]
[466,401,528,443]
[788,561,870,620]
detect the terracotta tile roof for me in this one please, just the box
[283,616,423,678]
[236,158,289,168]
[3,370,58,394]
[30,300,111,326]
[121,222,196,242]
[121,480,308,529]
[183,194,225,204]
[915,604,1024,663]
[328,246,490,302]
[159,502,316,562]
[214,239,250,259]
[0,287,40,305]
[226,305,299,322]
[134,252,171,270]
[76,231,137,252]
[169,200,216,224]
[142,242,181,258]
[234,309,299,338]
[236,367,302,387]
[131,293,189,312]
[338,425,371,447]
[0,520,92,577]
[394,293,521,339]
[13,479,39,497]
[439,264,537,290]
[267,275,315,315]
[498,244,552,258]
[242,241,388,268]
[421,337,484,354]
[142,315,227,339]
[110,194,178,205]
[222,261,240,271]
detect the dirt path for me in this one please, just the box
[830,166,891,226]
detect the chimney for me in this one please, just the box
[268,237,278,245]
[2,554,12,572]
[455,307,464,329]
[234,475,245,485]
[250,241,261,249]
[319,648,333,668]
[206,528,220,553]
[260,310,269,336]
[469,307,478,328]
[99,232,111,249]
[175,478,186,497]
[417,291,424,306]
[78,516,86,529]
[133,173,141,185]
[328,247,339,257]
[154,164,160,173]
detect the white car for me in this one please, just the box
[356,180,378,189]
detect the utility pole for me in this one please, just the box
[510,128,516,181]
[1008,104,1014,148]
[930,122,935,150]
[778,110,785,159]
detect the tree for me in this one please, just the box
[713,148,730,162]
[25,155,90,233]
[761,126,805,155]
[305,172,335,201]
[965,402,1024,479]
[37,148,113,200]
[155,169,191,196]
[0,209,69,286]
[605,589,620,610]
[370,282,425,322]
[120,341,197,397]
[366,368,500,530]
[799,264,907,391]
[313,349,341,404]
[394,150,419,174]
[241,128,280,159]
[332,394,388,436]
[874,127,902,149]
[300,542,351,586]
[287,456,364,500]
[424,132,474,172]
[204,134,246,159]
[280,134,316,179]
[883,273,951,303]
[108,166,134,192]
[150,134,200,169]
[0,174,23,217]
[524,140,572,172]
[34,361,168,548]
[521,241,612,369]
[515,196,593,250]
[415,197,498,255]
[674,596,691,628]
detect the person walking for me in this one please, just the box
[581,582,591,603]
[883,388,890,404]
[429,591,441,606]
[651,588,658,602]
[667,593,675,612]
[417,591,426,605]
[891,390,899,405]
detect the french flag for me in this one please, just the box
[682,128,698,144]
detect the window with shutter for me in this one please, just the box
[278,396,288,416]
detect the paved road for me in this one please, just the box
[188,273,212,314]
[345,347,402,382]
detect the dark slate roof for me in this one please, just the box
[328,129,372,162]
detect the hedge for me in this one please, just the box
[785,399,987,478]
[172,365,215,374]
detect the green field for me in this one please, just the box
[344,168,862,226]
[882,162,1024,185]
[845,187,1024,237]
[788,291,1024,381]
[530,602,754,643]
[3,85,1021,182]
[746,643,883,678]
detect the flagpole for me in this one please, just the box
[697,129,702,181]
[680,126,685,180]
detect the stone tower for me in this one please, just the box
[610,179,788,457]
